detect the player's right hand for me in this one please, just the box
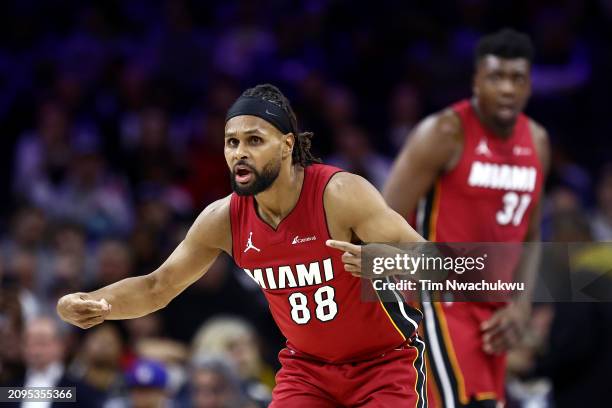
[56,293,112,329]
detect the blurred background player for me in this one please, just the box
[384,29,550,407]
[57,84,428,407]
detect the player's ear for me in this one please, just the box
[283,133,295,159]
[524,68,533,99]
[472,73,479,97]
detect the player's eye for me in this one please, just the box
[250,136,262,144]
[513,75,527,85]
[226,138,239,147]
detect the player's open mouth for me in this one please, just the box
[497,102,517,117]
[235,165,253,184]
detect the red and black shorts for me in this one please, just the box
[270,337,428,407]
[421,302,505,408]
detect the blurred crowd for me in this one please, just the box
[0,0,611,407]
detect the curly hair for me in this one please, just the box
[475,28,535,63]
[241,84,321,167]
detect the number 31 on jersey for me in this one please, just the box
[497,192,531,226]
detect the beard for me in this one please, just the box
[231,158,281,196]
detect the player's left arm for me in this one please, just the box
[323,172,426,276]
[481,120,551,354]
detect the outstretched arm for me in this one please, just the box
[57,196,232,328]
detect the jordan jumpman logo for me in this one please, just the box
[244,232,261,253]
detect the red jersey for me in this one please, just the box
[416,100,543,289]
[230,164,421,363]
[419,100,543,243]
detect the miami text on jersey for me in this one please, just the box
[243,258,335,289]
[468,161,537,192]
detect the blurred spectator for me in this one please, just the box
[138,184,192,224]
[529,212,612,407]
[189,355,258,408]
[129,223,165,275]
[50,221,87,259]
[505,305,555,408]
[120,106,193,251]
[192,316,273,406]
[125,359,170,408]
[21,129,133,238]
[45,253,86,310]
[550,209,592,243]
[212,4,276,80]
[13,102,73,198]
[121,107,184,190]
[51,222,86,258]
[70,324,124,396]
[549,150,592,205]
[8,249,41,323]
[530,8,591,97]
[185,113,231,207]
[542,186,583,240]
[124,315,164,350]
[2,206,48,254]
[203,80,240,116]
[4,315,105,407]
[0,272,25,385]
[106,359,171,408]
[130,190,190,262]
[47,222,93,290]
[322,86,356,131]
[161,255,283,357]
[388,83,423,150]
[120,314,165,375]
[327,125,391,189]
[92,239,134,289]
[135,337,189,397]
[294,71,331,155]
[591,164,612,241]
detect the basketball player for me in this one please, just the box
[57,84,429,407]
[383,29,550,408]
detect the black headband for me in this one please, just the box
[225,96,293,135]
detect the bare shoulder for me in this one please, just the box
[527,118,549,143]
[325,172,379,204]
[188,194,232,253]
[323,171,424,243]
[325,173,384,224]
[414,108,462,145]
[408,108,463,169]
[527,118,551,173]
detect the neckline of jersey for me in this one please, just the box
[469,100,523,146]
[250,165,309,232]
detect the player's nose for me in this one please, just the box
[234,142,250,160]
[498,78,516,96]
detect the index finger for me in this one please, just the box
[74,299,111,313]
[326,240,361,254]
